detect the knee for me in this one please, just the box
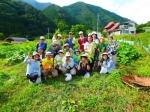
[70,68,76,75]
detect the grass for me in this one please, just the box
[1,41,150,112]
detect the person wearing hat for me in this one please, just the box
[48,39,60,58]
[36,36,47,52]
[42,52,58,79]
[60,52,76,81]
[54,50,64,70]
[37,47,45,60]
[92,31,99,44]
[99,52,115,74]
[57,34,63,48]
[77,54,90,78]
[64,43,74,55]
[72,49,80,68]
[24,52,41,83]
[78,31,88,51]
[65,32,75,49]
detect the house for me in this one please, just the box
[104,21,136,35]
[4,37,29,43]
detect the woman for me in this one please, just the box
[77,54,90,78]
[57,34,63,48]
[72,49,80,68]
[78,31,88,51]
[99,52,115,74]
[92,31,99,44]
[55,50,64,69]
[24,52,41,83]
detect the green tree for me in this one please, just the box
[0,33,5,40]
[70,24,87,38]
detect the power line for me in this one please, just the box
[114,0,126,12]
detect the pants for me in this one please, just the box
[42,69,58,78]
[27,74,38,82]
[77,67,89,76]
[109,54,117,65]
[60,67,76,75]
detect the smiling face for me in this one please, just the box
[65,46,70,50]
[88,36,92,43]
[34,54,39,60]
[38,49,44,54]
[40,39,44,43]
[92,34,97,39]
[102,54,108,60]
[46,55,52,60]
[81,56,87,62]
[75,51,80,55]
[59,52,63,56]
[108,37,113,43]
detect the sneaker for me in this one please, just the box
[65,73,72,81]
[84,72,90,78]
[29,80,33,84]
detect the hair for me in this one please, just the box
[108,36,113,40]
[102,54,109,62]
[88,36,93,42]
[99,37,105,43]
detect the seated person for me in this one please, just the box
[72,49,80,68]
[24,52,41,83]
[99,52,115,74]
[54,50,64,69]
[60,52,76,81]
[64,43,74,55]
[77,54,90,78]
[42,52,58,80]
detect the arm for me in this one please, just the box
[23,56,32,64]
[38,62,41,77]
[77,61,82,70]
[36,43,39,52]
[68,58,74,68]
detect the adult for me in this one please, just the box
[64,43,74,55]
[37,47,45,60]
[99,52,115,74]
[92,31,99,44]
[55,50,64,69]
[107,36,119,65]
[42,52,58,79]
[77,54,90,78]
[24,52,41,83]
[36,36,47,52]
[48,40,60,58]
[72,49,80,68]
[78,31,88,51]
[61,52,76,81]
[65,32,75,49]
[57,34,63,48]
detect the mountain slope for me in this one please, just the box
[43,4,78,32]
[63,2,130,31]
[15,0,51,10]
[0,0,56,37]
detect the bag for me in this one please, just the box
[100,67,107,74]
[36,77,41,84]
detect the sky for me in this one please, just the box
[36,0,150,24]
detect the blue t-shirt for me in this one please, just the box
[66,38,74,48]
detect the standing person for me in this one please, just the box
[72,49,80,68]
[107,36,119,65]
[63,43,74,55]
[60,52,76,81]
[65,32,75,49]
[84,34,95,70]
[77,54,90,78]
[24,52,41,84]
[99,52,115,74]
[36,36,47,52]
[78,31,88,52]
[57,34,63,49]
[48,40,60,58]
[42,52,58,79]
[92,31,99,44]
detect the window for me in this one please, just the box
[130,31,134,34]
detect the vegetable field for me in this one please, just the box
[0,35,150,112]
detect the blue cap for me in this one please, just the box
[38,47,44,50]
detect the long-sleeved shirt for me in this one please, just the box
[78,37,88,51]
[48,44,60,58]
[36,42,47,52]
[84,42,94,55]
[62,57,74,69]
[102,59,115,73]
[24,56,41,76]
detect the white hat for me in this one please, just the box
[92,31,97,35]
[40,36,45,40]
[53,40,57,44]
[88,33,92,37]
[102,52,108,55]
[81,54,88,58]
[58,50,64,53]
[65,52,71,57]
[79,31,83,35]
[32,51,40,57]
[57,34,62,37]
[46,52,52,56]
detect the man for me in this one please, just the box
[48,40,60,58]
[64,43,74,55]
[37,47,45,60]
[77,54,90,78]
[78,31,87,51]
[42,52,58,79]
[60,52,76,81]
[36,36,47,52]
[65,32,75,49]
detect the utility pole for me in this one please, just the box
[97,13,99,32]
[48,27,49,39]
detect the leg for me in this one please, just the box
[70,68,76,75]
[42,70,51,79]
[51,69,58,77]
[60,67,67,75]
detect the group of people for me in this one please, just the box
[24,31,119,83]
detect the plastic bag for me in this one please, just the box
[100,67,108,74]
